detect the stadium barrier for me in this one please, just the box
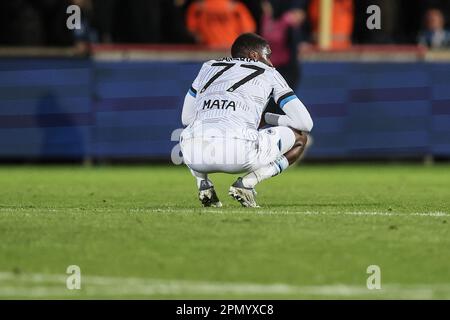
[0,46,449,161]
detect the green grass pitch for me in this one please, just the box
[0,164,449,299]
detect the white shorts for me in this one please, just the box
[180,126,295,174]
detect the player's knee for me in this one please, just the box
[292,129,308,148]
[283,129,307,164]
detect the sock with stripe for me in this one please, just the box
[241,155,289,188]
[190,169,213,189]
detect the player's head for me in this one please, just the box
[231,33,273,67]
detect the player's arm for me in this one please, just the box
[265,93,313,132]
[181,86,197,126]
[265,70,313,132]
[181,62,208,126]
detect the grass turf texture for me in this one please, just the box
[0,164,449,299]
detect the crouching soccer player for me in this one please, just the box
[179,33,313,208]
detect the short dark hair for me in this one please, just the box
[231,33,268,58]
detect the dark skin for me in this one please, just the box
[246,44,308,165]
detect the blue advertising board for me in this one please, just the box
[0,58,449,160]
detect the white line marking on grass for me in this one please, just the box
[342,211,449,217]
[0,272,449,299]
[142,208,450,217]
[1,206,448,217]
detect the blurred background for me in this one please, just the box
[0,0,449,163]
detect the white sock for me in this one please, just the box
[242,155,290,188]
[190,169,212,189]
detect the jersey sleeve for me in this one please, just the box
[271,69,297,109]
[267,69,313,132]
[182,63,207,125]
[189,61,211,98]
[188,73,200,99]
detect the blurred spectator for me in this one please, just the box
[260,0,307,88]
[260,0,308,124]
[5,0,450,48]
[309,0,354,49]
[186,0,256,48]
[241,0,264,33]
[161,0,196,43]
[418,8,450,49]
[423,0,450,25]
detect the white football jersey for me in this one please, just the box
[186,57,296,140]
